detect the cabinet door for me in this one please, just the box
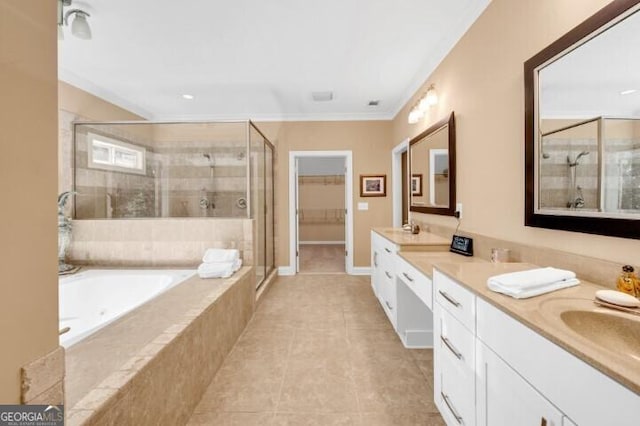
[476,341,564,426]
[371,245,382,297]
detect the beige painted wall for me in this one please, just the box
[0,1,58,403]
[257,121,392,268]
[391,0,640,265]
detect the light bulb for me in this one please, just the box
[426,85,438,106]
[408,108,423,124]
[71,12,92,40]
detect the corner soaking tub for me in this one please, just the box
[59,269,195,347]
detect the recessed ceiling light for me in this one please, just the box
[312,91,333,102]
[368,100,380,106]
[182,94,195,100]
[620,89,637,96]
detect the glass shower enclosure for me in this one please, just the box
[72,120,275,287]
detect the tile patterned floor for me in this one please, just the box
[299,244,346,273]
[188,274,444,426]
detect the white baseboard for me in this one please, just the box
[350,267,372,276]
[299,241,346,245]
[279,265,369,276]
[277,266,295,276]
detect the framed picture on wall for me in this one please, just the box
[411,174,423,196]
[360,175,386,197]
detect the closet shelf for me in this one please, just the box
[298,175,345,185]
[299,208,345,225]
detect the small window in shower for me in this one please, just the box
[87,132,146,175]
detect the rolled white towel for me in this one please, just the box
[487,267,580,299]
[202,249,239,264]
[197,258,243,279]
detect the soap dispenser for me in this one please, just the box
[616,265,639,297]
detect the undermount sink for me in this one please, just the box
[540,297,640,361]
[559,310,640,359]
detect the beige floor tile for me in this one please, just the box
[409,348,434,362]
[277,359,359,413]
[343,309,392,330]
[289,328,350,362]
[347,328,410,359]
[193,358,284,413]
[187,411,275,425]
[273,412,360,425]
[360,410,445,426]
[187,274,443,425]
[299,244,346,273]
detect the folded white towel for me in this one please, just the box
[487,267,580,299]
[202,249,239,264]
[197,259,242,279]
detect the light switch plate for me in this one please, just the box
[358,202,369,211]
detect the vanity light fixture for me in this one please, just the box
[620,89,637,96]
[58,0,92,40]
[408,84,439,123]
[425,84,439,106]
[407,106,424,124]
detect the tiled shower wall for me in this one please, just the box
[68,219,254,266]
[60,113,251,219]
[539,118,640,213]
[539,136,599,210]
[152,139,248,218]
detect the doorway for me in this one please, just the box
[288,151,354,274]
[392,139,410,227]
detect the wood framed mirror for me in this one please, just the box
[525,0,640,239]
[409,112,456,216]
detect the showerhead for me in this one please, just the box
[203,153,211,160]
[567,151,590,167]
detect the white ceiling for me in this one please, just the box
[58,0,490,121]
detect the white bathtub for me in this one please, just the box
[59,269,195,348]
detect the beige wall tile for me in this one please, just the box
[21,346,65,404]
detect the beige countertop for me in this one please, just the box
[373,227,450,250]
[399,251,487,278]
[434,262,640,395]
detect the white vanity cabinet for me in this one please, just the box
[433,267,640,426]
[476,297,639,426]
[433,269,476,426]
[371,231,398,327]
[476,340,566,426]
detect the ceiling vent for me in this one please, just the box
[368,100,380,106]
[312,91,334,102]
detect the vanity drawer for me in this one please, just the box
[372,231,398,256]
[440,351,476,426]
[397,256,432,309]
[434,268,476,332]
[439,301,475,372]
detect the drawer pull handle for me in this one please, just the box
[441,392,463,424]
[385,271,393,279]
[385,301,393,311]
[540,418,547,426]
[438,290,461,307]
[384,247,391,253]
[441,336,463,360]
[373,252,378,267]
[402,272,414,282]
